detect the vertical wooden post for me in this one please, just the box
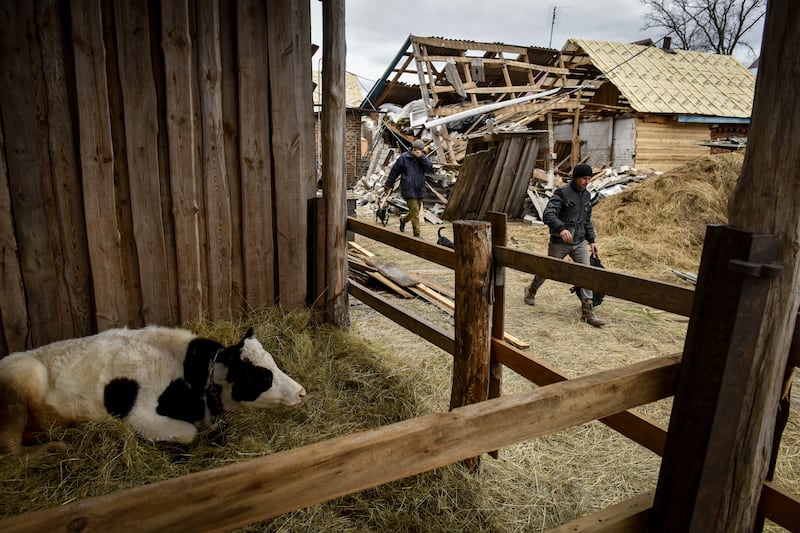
[487,211,506,460]
[238,0,275,310]
[650,226,782,531]
[321,0,349,327]
[451,220,493,471]
[546,113,555,189]
[652,2,800,530]
[570,90,581,168]
[307,196,327,320]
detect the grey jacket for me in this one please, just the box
[543,181,596,244]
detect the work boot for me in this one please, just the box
[581,299,606,328]
[524,284,537,306]
[399,219,406,232]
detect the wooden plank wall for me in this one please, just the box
[442,134,540,221]
[0,0,315,355]
[635,119,711,171]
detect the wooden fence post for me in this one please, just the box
[321,0,349,327]
[487,212,506,460]
[451,220,493,471]
[307,197,326,321]
[650,225,783,531]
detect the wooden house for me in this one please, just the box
[545,38,756,171]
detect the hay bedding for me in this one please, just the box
[2,153,798,532]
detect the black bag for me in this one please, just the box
[570,253,605,307]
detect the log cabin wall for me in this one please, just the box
[634,118,710,171]
[0,0,316,355]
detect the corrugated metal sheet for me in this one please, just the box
[567,39,755,118]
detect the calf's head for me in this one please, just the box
[215,329,306,410]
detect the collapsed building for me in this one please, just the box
[352,35,755,223]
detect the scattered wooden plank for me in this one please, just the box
[369,272,414,298]
[348,241,375,257]
[425,182,448,204]
[422,209,443,224]
[365,256,418,287]
[527,189,549,221]
[502,332,530,350]
[411,284,455,314]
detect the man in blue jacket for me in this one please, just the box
[384,139,433,238]
[524,163,605,327]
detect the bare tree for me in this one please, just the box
[641,0,766,55]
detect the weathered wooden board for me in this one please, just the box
[197,0,233,321]
[37,0,93,339]
[72,0,128,331]
[115,0,174,326]
[161,0,204,323]
[0,125,27,352]
[218,0,245,314]
[267,0,314,309]
[365,256,418,287]
[238,0,275,309]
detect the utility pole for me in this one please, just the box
[549,6,557,48]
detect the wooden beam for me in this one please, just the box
[0,356,680,533]
[759,481,800,532]
[412,35,530,55]
[347,218,455,270]
[651,227,783,531]
[492,339,671,455]
[349,280,454,354]
[321,0,349,326]
[493,246,694,316]
[547,491,653,532]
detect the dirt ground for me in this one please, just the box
[347,212,799,531]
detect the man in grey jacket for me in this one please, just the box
[524,163,605,327]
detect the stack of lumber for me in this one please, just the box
[348,242,455,312]
[347,242,529,349]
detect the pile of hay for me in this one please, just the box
[594,152,744,281]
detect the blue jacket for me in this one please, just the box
[384,151,433,200]
[543,181,596,244]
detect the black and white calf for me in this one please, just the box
[0,327,306,455]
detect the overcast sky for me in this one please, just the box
[310,0,764,92]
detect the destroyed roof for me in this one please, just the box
[361,35,561,110]
[313,71,365,108]
[559,39,756,118]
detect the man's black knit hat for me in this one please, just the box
[572,164,593,178]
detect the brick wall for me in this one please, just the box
[314,108,365,188]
